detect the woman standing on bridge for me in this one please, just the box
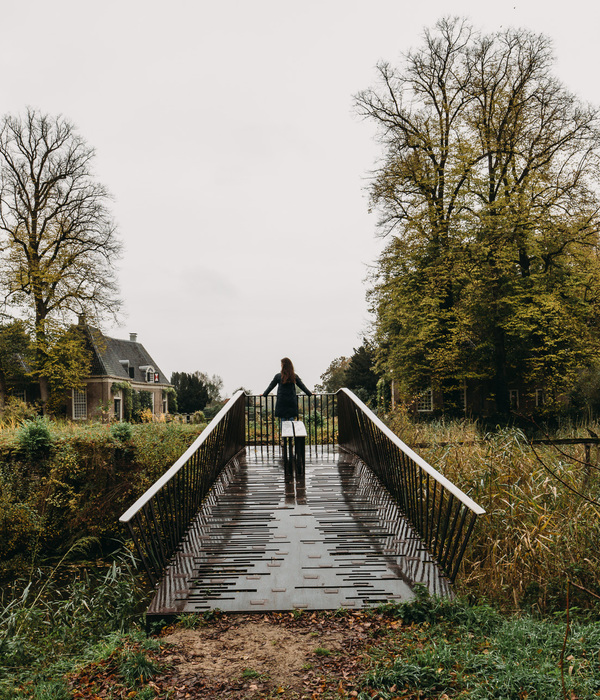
[262,357,312,421]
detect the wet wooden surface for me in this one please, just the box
[148,445,451,617]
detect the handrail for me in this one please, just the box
[337,389,485,582]
[119,390,246,586]
[246,393,337,448]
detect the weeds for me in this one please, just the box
[118,649,159,685]
[241,668,264,679]
[0,547,147,691]
[314,647,331,657]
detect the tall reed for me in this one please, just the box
[388,413,600,612]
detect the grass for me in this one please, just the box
[359,592,600,700]
[0,547,149,697]
[2,587,596,699]
[313,647,331,657]
[241,668,269,680]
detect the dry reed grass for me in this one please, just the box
[389,414,600,612]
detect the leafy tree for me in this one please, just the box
[357,18,600,415]
[38,325,92,415]
[316,344,380,405]
[315,356,350,393]
[196,372,223,403]
[0,109,122,410]
[345,343,379,405]
[0,320,31,412]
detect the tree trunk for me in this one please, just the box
[493,325,509,416]
[35,314,50,414]
[0,367,6,416]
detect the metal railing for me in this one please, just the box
[246,393,337,449]
[119,390,246,586]
[337,389,485,582]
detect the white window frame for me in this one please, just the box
[73,387,87,420]
[416,387,433,412]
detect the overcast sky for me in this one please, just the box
[2,0,599,395]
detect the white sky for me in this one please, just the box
[1,0,599,395]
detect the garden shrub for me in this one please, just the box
[0,495,40,568]
[110,421,133,443]
[17,418,54,462]
[192,410,205,424]
[0,398,38,427]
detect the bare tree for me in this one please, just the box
[0,108,122,407]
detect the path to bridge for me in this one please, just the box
[148,445,450,617]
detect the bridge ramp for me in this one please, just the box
[148,446,451,617]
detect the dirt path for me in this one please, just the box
[69,611,392,699]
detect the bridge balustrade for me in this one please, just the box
[119,390,246,586]
[245,393,337,447]
[337,389,485,582]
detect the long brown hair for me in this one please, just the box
[280,357,296,384]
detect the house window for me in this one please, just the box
[417,388,433,412]
[535,389,544,407]
[129,366,135,379]
[509,389,519,410]
[114,397,122,421]
[162,396,168,414]
[13,390,26,402]
[73,388,87,420]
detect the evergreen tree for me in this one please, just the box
[170,371,210,413]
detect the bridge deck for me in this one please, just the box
[148,446,451,617]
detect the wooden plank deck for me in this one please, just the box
[147,445,451,618]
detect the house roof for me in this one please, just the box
[82,325,170,385]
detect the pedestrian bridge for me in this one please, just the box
[119,390,485,618]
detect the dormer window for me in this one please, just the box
[139,365,156,383]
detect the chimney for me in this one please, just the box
[129,332,137,342]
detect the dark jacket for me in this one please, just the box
[263,372,312,418]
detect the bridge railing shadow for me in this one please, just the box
[337,389,485,582]
[119,390,246,586]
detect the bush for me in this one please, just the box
[0,495,40,566]
[191,410,205,424]
[17,417,54,461]
[110,422,133,443]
